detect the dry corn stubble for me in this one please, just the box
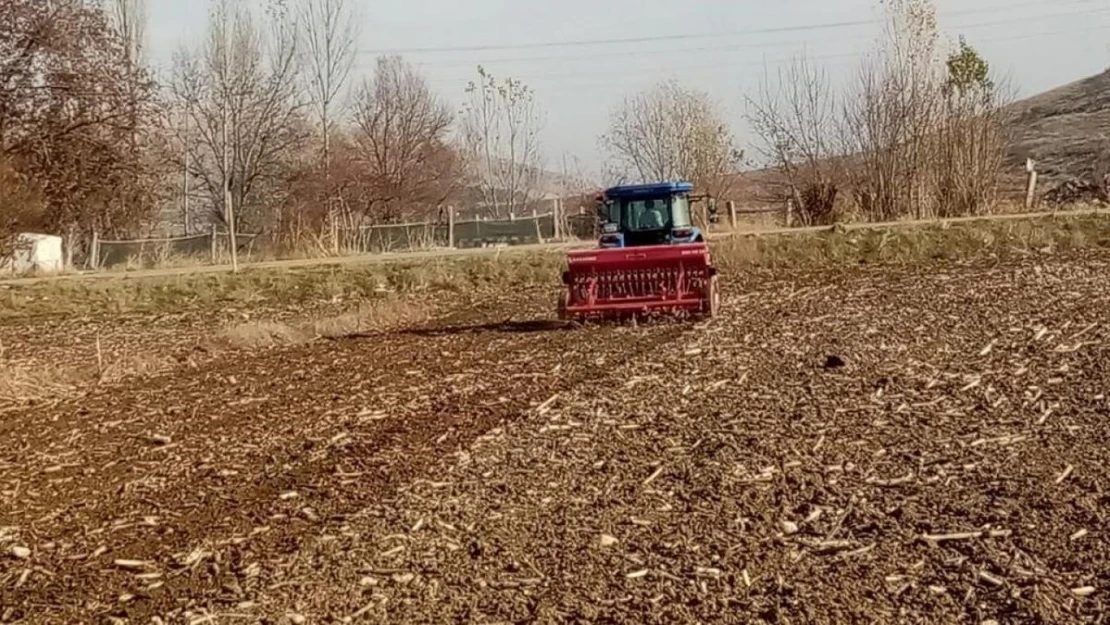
[0,216,1109,623]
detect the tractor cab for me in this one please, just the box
[596,182,703,249]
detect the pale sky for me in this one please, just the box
[149,0,1110,177]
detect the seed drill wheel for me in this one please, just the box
[556,290,570,321]
[702,274,721,318]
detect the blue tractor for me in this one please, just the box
[559,181,719,321]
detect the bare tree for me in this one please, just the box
[931,37,1010,216]
[0,0,159,246]
[460,66,545,218]
[746,56,843,225]
[842,0,1009,220]
[349,56,459,225]
[172,0,307,233]
[298,0,358,247]
[601,80,742,200]
[842,0,945,220]
[0,157,43,260]
[108,0,152,223]
[556,152,598,200]
[111,0,147,65]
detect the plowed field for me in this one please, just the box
[2,251,1109,624]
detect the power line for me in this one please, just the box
[357,5,1110,86]
[394,21,1105,92]
[434,24,1107,93]
[401,6,1105,72]
[356,1,1099,56]
[402,34,874,71]
[359,19,872,56]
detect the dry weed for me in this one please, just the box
[0,364,82,404]
[0,350,176,406]
[216,297,427,352]
[309,297,426,338]
[99,352,176,382]
[218,321,311,350]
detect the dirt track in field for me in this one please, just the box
[2,252,1110,624]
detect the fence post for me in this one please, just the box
[727,201,737,229]
[786,198,795,228]
[447,206,455,249]
[210,223,218,263]
[533,207,543,244]
[331,211,339,255]
[1025,158,1039,210]
[65,226,74,270]
[552,198,562,240]
[88,230,99,269]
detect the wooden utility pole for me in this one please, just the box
[222,21,238,273]
[182,102,191,236]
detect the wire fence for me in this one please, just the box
[89,210,599,270]
[85,203,786,270]
[339,222,447,253]
[77,193,798,271]
[92,230,262,270]
[17,204,1106,281]
[336,212,572,252]
[455,213,557,248]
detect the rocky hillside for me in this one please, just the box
[1005,69,1110,184]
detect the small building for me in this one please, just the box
[8,233,64,274]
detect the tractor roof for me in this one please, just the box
[604,181,694,199]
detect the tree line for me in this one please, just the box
[746,0,1010,225]
[1,0,1012,259]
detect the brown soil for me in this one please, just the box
[1,252,1109,624]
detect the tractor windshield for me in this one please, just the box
[621,196,693,232]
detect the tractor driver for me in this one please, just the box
[640,199,665,230]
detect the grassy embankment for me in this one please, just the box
[2,211,1108,405]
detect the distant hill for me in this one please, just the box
[725,70,1110,210]
[1004,69,1110,185]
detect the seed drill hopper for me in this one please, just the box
[558,182,720,322]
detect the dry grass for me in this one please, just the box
[0,251,565,319]
[2,210,1108,322]
[218,321,311,350]
[0,365,82,405]
[716,211,1110,269]
[0,351,174,405]
[0,297,430,406]
[215,296,427,350]
[3,211,1109,408]
[308,297,426,338]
